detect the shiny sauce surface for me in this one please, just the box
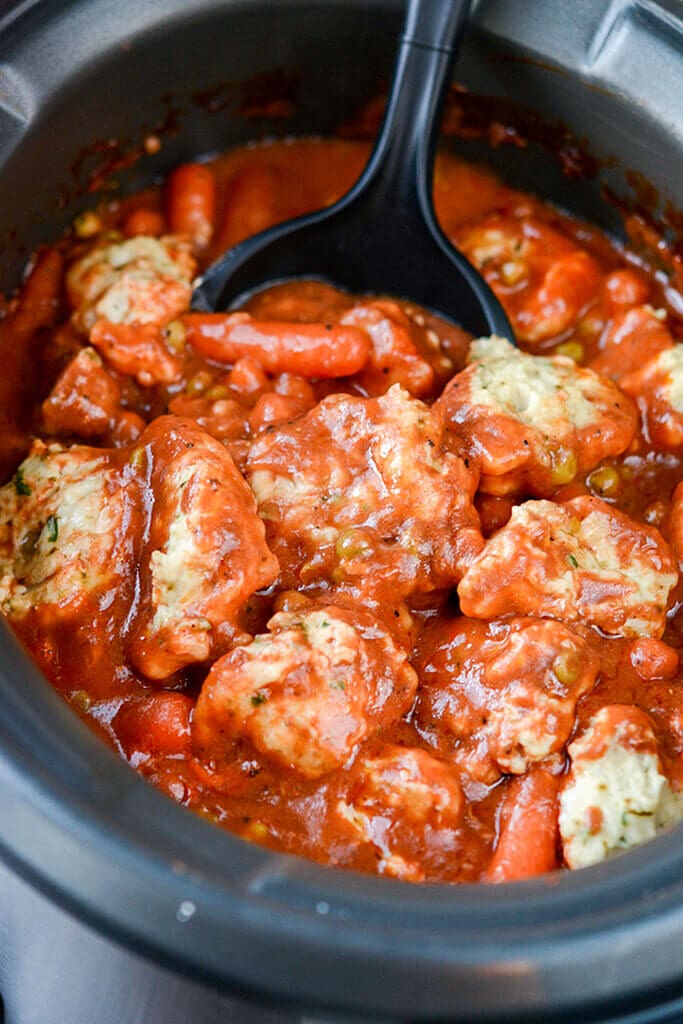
[1,134,682,884]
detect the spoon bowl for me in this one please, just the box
[193,0,514,342]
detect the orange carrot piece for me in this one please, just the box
[9,247,64,340]
[124,207,166,238]
[630,638,680,681]
[166,162,216,248]
[0,248,64,476]
[603,269,650,309]
[212,164,279,256]
[485,770,560,883]
[182,312,371,378]
[113,692,194,758]
[248,392,314,433]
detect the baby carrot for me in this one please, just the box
[182,312,371,378]
[485,770,560,883]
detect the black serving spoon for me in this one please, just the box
[192,0,513,341]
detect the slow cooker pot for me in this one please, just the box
[1,2,683,1022]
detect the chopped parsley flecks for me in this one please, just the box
[14,467,31,496]
[46,515,59,543]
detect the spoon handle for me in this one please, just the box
[402,0,471,51]
[351,0,472,216]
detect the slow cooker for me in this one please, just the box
[1,1,683,1022]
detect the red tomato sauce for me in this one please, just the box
[1,135,682,884]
